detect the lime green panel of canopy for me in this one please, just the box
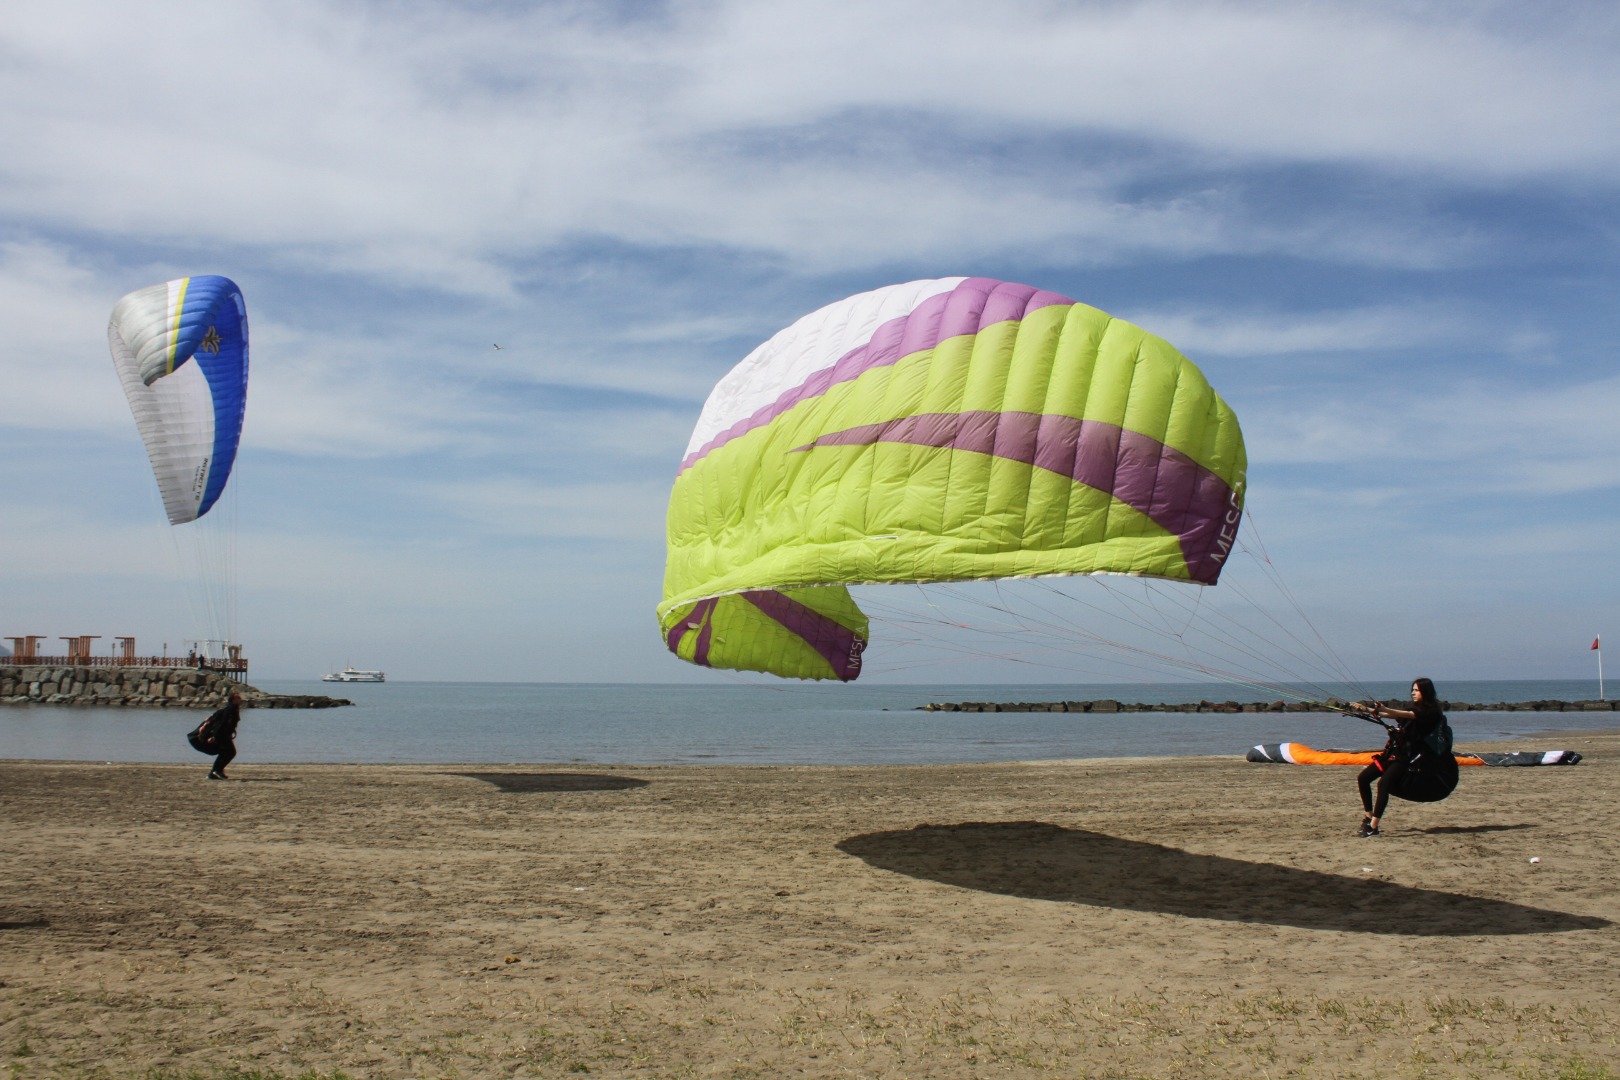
[659,277,1247,681]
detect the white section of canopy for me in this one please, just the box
[109,281,217,525]
[682,277,965,459]
[111,279,187,387]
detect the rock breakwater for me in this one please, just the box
[0,665,352,709]
[920,697,1618,714]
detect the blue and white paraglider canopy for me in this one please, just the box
[108,275,249,525]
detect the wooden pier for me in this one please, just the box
[3,636,247,681]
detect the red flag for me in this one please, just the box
[1595,638,1603,650]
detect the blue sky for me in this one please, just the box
[2,0,1615,686]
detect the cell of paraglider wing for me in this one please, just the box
[109,276,249,524]
[658,276,1246,681]
[664,587,869,682]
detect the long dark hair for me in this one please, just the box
[1413,677,1441,711]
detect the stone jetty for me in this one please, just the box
[0,665,352,709]
[919,697,1617,714]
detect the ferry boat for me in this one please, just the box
[322,666,386,683]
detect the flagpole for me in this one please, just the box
[1595,636,1605,701]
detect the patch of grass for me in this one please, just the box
[10,972,1618,1078]
[1554,1057,1620,1080]
[135,1071,355,1079]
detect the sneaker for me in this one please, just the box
[208,771,226,780]
[1357,822,1379,838]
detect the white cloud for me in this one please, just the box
[243,321,702,464]
[0,240,132,432]
[242,318,515,458]
[682,1,1620,176]
[416,477,672,542]
[5,0,1615,294]
[0,494,672,679]
[1466,519,1620,561]
[1133,302,1482,357]
[1246,371,1620,500]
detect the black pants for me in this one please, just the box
[212,739,236,775]
[1358,755,1408,819]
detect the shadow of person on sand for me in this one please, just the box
[836,821,1608,936]
[447,772,650,794]
[1420,823,1537,835]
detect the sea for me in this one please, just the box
[0,679,1612,767]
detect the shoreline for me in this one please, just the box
[6,706,1612,769]
[2,730,1616,1077]
[1,723,1610,770]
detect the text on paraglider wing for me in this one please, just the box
[191,458,210,498]
[1209,478,1246,567]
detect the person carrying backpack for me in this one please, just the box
[1350,677,1456,837]
[193,692,244,780]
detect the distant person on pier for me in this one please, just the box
[201,692,243,780]
[1349,677,1457,837]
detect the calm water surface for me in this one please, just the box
[0,679,1611,766]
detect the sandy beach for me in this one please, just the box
[3,731,1617,1078]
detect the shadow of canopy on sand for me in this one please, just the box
[837,821,1608,936]
[446,772,650,794]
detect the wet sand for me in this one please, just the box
[2,731,1617,1077]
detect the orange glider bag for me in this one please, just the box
[1246,742,1480,765]
[1245,743,1581,767]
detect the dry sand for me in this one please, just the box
[2,731,1618,1078]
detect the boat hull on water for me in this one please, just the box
[322,667,386,683]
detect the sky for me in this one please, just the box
[2,0,1615,687]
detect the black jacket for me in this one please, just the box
[203,701,241,744]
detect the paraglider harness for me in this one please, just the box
[186,703,236,756]
[186,717,219,755]
[1353,704,1459,804]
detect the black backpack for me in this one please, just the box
[186,715,220,755]
[1391,715,1458,803]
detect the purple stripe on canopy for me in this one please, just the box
[741,589,866,682]
[666,596,718,665]
[797,411,1241,585]
[679,278,1072,474]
